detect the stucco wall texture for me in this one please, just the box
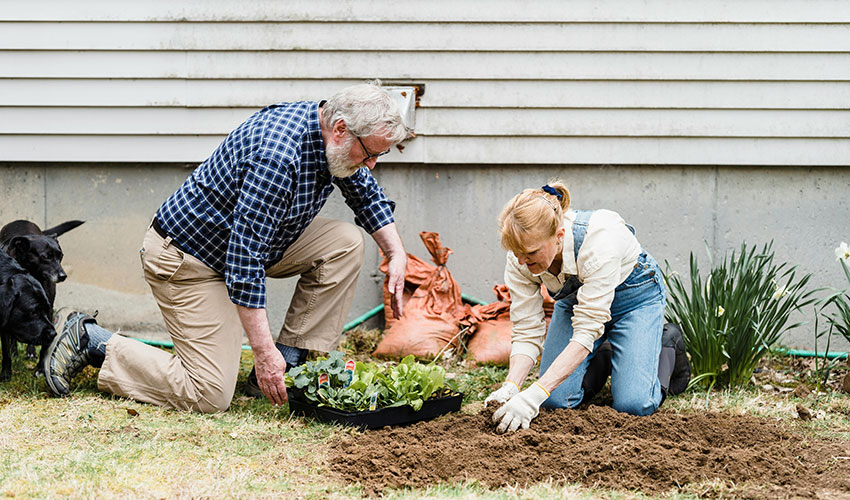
[1,162,848,351]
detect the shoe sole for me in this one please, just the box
[43,309,78,397]
[42,332,68,397]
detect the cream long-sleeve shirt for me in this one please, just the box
[505,209,642,360]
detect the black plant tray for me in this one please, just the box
[288,391,463,430]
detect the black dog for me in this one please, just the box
[0,220,84,360]
[0,248,56,381]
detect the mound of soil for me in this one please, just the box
[330,405,850,498]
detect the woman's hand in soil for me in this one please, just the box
[484,381,520,407]
[493,382,550,433]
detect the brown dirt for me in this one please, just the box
[330,405,850,498]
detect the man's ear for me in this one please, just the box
[331,119,348,139]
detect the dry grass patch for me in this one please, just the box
[0,393,357,498]
[0,346,848,499]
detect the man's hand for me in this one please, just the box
[492,382,550,433]
[237,305,288,405]
[253,346,288,406]
[385,252,407,318]
[484,380,520,407]
[370,222,407,319]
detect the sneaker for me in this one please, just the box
[244,369,264,398]
[43,309,97,397]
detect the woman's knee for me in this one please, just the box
[540,386,582,410]
[612,394,659,416]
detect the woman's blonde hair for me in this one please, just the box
[498,180,571,253]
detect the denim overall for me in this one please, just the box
[539,210,667,416]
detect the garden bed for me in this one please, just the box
[330,404,850,498]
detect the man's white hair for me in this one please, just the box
[321,80,409,144]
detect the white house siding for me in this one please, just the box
[2,0,849,165]
[2,2,850,350]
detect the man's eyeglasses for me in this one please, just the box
[356,135,391,161]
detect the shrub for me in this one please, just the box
[664,241,816,389]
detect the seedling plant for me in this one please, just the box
[286,351,447,412]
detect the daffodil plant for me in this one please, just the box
[808,244,850,391]
[664,241,816,390]
[828,243,850,344]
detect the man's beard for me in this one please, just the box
[326,135,365,178]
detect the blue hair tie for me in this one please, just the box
[542,185,562,200]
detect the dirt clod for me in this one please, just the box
[796,403,813,420]
[793,384,811,399]
[330,405,850,498]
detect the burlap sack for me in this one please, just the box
[373,232,466,360]
[464,284,557,366]
[379,252,435,330]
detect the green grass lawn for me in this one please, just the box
[1,337,848,499]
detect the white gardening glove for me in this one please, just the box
[492,382,550,433]
[484,380,520,407]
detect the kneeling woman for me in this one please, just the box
[486,181,668,433]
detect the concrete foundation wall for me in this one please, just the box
[1,162,848,351]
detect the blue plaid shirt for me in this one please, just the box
[156,101,396,309]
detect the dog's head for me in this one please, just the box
[0,273,55,345]
[6,234,67,283]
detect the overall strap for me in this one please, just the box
[571,209,594,262]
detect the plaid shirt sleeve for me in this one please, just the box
[225,152,294,309]
[334,168,396,233]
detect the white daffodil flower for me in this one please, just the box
[836,242,850,263]
[716,305,725,317]
[771,279,789,300]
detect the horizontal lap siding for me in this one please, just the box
[2,1,848,165]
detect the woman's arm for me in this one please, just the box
[505,353,536,387]
[536,341,591,393]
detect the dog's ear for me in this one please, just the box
[6,236,30,259]
[42,220,85,237]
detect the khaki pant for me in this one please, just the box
[97,217,365,413]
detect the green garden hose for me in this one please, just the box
[136,293,491,351]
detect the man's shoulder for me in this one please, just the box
[255,101,317,125]
[247,101,320,158]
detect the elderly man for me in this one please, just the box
[43,82,410,412]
